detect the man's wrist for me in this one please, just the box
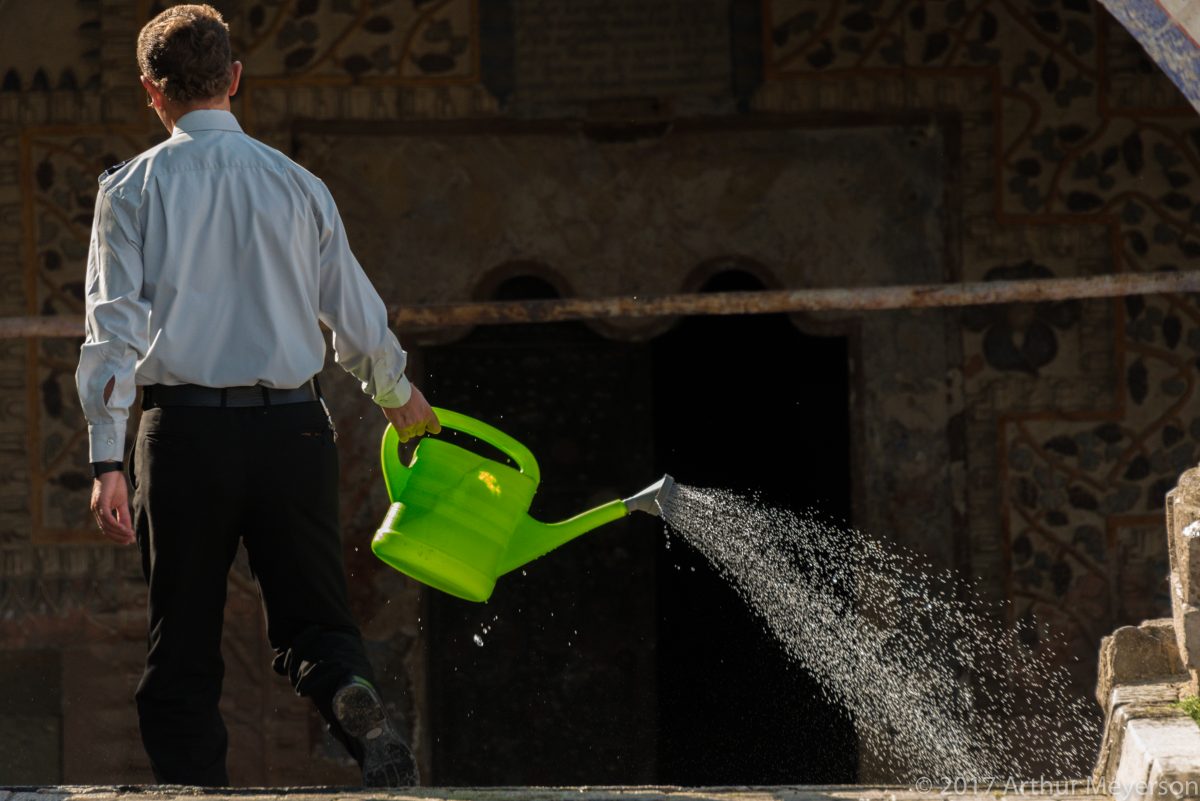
[374,375,412,409]
[91,460,124,479]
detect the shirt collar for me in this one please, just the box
[172,109,244,136]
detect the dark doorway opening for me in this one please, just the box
[423,275,660,786]
[651,269,858,784]
[422,271,856,785]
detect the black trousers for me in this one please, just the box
[131,400,375,785]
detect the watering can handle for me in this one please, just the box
[380,407,542,493]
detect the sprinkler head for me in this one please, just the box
[624,474,675,517]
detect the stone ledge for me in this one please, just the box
[1091,675,1200,801]
[1096,620,1188,708]
[1094,679,1188,786]
[0,787,1112,801]
[1113,717,1200,801]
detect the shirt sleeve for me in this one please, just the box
[75,186,149,462]
[313,182,412,408]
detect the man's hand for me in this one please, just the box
[381,385,441,443]
[91,471,135,545]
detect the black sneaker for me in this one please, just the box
[332,677,419,787]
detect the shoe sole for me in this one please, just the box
[333,682,419,787]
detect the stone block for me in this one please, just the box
[1113,717,1200,801]
[1171,573,1200,672]
[1094,679,1186,787]
[1169,471,1200,589]
[1166,474,1200,677]
[1176,519,1200,609]
[1112,682,1185,708]
[1097,620,1188,707]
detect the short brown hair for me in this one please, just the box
[137,4,233,104]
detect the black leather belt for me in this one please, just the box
[142,379,319,409]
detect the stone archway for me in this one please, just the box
[651,267,858,784]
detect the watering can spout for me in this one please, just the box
[496,474,676,576]
[623,473,676,517]
[499,499,628,576]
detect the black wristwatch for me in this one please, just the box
[92,461,124,478]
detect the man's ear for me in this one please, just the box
[140,75,164,108]
[227,61,243,98]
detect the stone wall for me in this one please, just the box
[0,0,1196,785]
[1089,467,1200,798]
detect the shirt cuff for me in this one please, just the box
[374,374,413,409]
[88,422,126,462]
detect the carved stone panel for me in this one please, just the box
[20,127,159,543]
[512,0,731,112]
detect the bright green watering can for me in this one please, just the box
[371,408,675,603]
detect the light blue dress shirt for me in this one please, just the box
[75,109,411,462]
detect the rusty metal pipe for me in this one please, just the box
[389,271,1200,327]
[6,271,1198,339]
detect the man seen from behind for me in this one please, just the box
[75,4,438,787]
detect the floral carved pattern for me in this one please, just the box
[21,127,159,543]
[963,261,1082,375]
[146,0,478,85]
[764,0,1198,692]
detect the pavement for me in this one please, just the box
[0,785,1112,801]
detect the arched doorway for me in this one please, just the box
[422,275,660,785]
[421,271,856,784]
[651,269,858,784]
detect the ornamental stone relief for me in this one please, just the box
[759,0,1199,694]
